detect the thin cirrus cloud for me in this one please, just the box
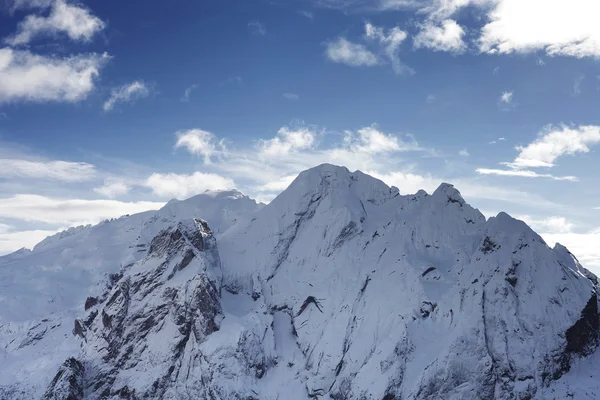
[476,124,600,181]
[181,84,198,102]
[103,81,150,112]
[5,0,105,46]
[248,20,266,35]
[0,158,96,182]
[0,48,108,104]
[0,194,164,225]
[282,93,299,100]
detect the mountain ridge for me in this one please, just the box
[1,163,598,399]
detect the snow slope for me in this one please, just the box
[1,164,598,399]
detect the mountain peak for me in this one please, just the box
[432,182,465,206]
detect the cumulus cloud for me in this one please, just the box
[145,172,235,199]
[413,19,467,54]
[0,159,96,181]
[0,48,108,104]
[6,0,105,46]
[479,0,600,58]
[258,126,317,156]
[93,178,130,198]
[103,81,150,112]
[0,195,164,225]
[476,125,600,181]
[459,149,469,157]
[325,37,380,67]
[174,129,226,163]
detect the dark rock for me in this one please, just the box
[42,358,84,400]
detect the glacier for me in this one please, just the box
[0,164,598,399]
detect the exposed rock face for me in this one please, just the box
[77,219,224,399]
[41,358,84,400]
[1,165,599,399]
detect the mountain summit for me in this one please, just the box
[0,164,598,399]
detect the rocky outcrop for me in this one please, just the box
[41,358,84,400]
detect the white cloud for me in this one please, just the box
[426,94,436,103]
[0,228,60,254]
[282,92,299,100]
[459,149,469,157]
[476,168,578,181]
[517,215,575,234]
[325,37,380,67]
[145,172,235,199]
[258,126,317,156]
[479,0,600,58]
[0,195,164,225]
[6,0,105,46]
[369,170,440,194]
[248,20,266,36]
[499,90,513,104]
[0,47,108,104]
[510,125,600,168]
[546,230,600,269]
[93,178,130,198]
[476,125,600,181]
[344,125,420,154]
[8,0,54,11]
[413,19,467,54]
[181,84,198,102]
[174,129,225,163]
[364,23,413,74]
[0,159,96,181]
[103,81,150,112]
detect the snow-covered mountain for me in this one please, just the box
[1,164,599,399]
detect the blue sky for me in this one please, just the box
[0,0,599,270]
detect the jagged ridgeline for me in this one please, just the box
[0,164,598,399]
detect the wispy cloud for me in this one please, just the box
[103,81,150,112]
[477,125,600,181]
[298,10,314,20]
[573,75,584,96]
[248,20,266,36]
[459,149,469,157]
[174,129,226,163]
[6,0,105,46]
[181,84,198,102]
[0,159,96,182]
[222,76,243,86]
[0,194,164,225]
[282,92,299,100]
[326,23,412,74]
